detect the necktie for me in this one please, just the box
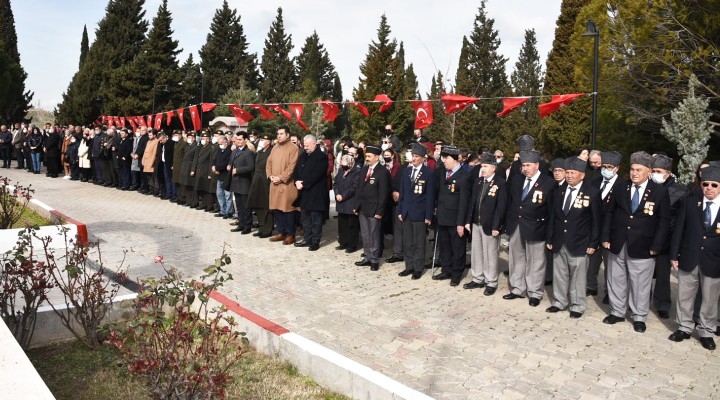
[446,170,452,180]
[631,185,641,213]
[365,166,373,182]
[521,178,531,200]
[563,187,575,215]
[411,168,417,181]
[600,179,609,193]
[705,201,713,229]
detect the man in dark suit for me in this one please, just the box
[507,135,550,181]
[116,129,133,190]
[503,150,557,306]
[397,143,435,279]
[247,133,274,238]
[158,132,175,200]
[463,152,507,295]
[180,132,199,207]
[601,151,670,333]
[294,135,329,251]
[586,151,624,301]
[546,157,602,318]
[431,145,471,286]
[668,166,720,350]
[211,135,233,218]
[228,132,256,234]
[354,145,391,271]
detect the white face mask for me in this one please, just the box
[600,167,616,180]
[257,140,266,151]
[496,157,503,164]
[172,136,180,142]
[219,144,226,150]
[651,172,667,184]
[405,151,412,161]
[211,137,218,144]
[186,138,194,144]
[201,139,207,145]
[381,143,390,151]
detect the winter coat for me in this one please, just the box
[266,140,299,212]
[247,145,272,210]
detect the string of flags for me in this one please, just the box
[97,92,590,132]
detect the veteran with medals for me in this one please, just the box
[354,145,391,271]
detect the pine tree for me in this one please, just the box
[198,0,259,104]
[661,75,713,185]
[424,71,450,141]
[296,31,337,101]
[0,0,31,123]
[454,1,509,151]
[502,29,543,145]
[540,0,591,157]
[258,7,297,103]
[106,0,182,115]
[0,0,19,62]
[179,53,202,106]
[79,25,89,68]
[384,43,418,142]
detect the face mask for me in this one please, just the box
[186,138,194,144]
[381,143,389,151]
[172,136,180,142]
[601,167,616,180]
[651,172,667,184]
[496,158,503,164]
[341,165,351,171]
[257,141,266,151]
[211,137,218,144]
[71,139,76,143]
[231,144,237,151]
[405,151,412,160]
[201,139,207,145]
[383,157,392,163]
[385,129,392,135]
[219,144,226,150]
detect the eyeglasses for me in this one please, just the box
[702,182,719,188]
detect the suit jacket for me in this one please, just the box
[465,168,507,236]
[435,166,470,227]
[548,181,602,256]
[213,146,232,182]
[193,143,214,192]
[397,164,435,223]
[334,167,360,215]
[601,179,671,259]
[172,139,187,182]
[670,197,720,278]
[116,137,133,166]
[180,142,199,187]
[247,145,272,210]
[505,172,556,242]
[294,147,329,211]
[228,147,255,194]
[356,162,391,217]
[590,174,626,215]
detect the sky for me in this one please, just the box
[13,0,563,111]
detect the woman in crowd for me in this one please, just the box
[333,154,360,254]
[27,126,43,174]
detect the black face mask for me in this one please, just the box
[383,157,392,163]
[341,165,351,171]
[385,129,392,135]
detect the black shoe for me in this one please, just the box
[345,247,358,254]
[700,337,716,350]
[385,256,403,263]
[308,244,319,251]
[502,293,523,300]
[398,270,413,277]
[544,280,553,286]
[602,294,609,305]
[370,263,379,271]
[529,298,540,307]
[230,227,242,232]
[546,306,562,313]
[716,326,720,337]
[253,232,261,237]
[432,273,451,281]
[586,289,598,296]
[632,321,646,333]
[668,330,691,342]
[411,272,422,280]
[603,315,625,325]
[257,232,272,239]
[450,280,460,287]
[355,260,371,267]
[223,215,232,219]
[335,245,346,251]
[294,240,310,247]
[241,228,252,235]
[463,281,485,290]
[657,310,670,319]
[569,311,583,319]
[484,287,496,296]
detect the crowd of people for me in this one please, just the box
[2,121,719,351]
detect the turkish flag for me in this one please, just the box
[177,108,186,131]
[137,116,146,127]
[289,104,309,131]
[146,115,153,128]
[346,101,369,117]
[317,101,339,122]
[411,101,434,129]
[538,93,586,118]
[374,94,393,113]
[249,104,275,120]
[202,103,216,112]
[497,97,530,117]
[128,117,137,131]
[440,93,478,115]
[166,111,174,126]
[119,116,126,128]
[228,104,254,126]
[267,104,293,121]
[154,113,163,130]
[189,105,201,131]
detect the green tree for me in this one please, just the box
[0,0,19,62]
[79,25,89,67]
[0,0,32,123]
[258,7,296,103]
[106,0,181,115]
[454,1,509,151]
[296,31,337,101]
[178,53,202,106]
[424,71,451,142]
[503,29,543,141]
[385,43,418,142]
[198,0,259,103]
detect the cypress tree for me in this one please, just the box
[79,25,89,67]
[198,0,259,103]
[385,43,417,142]
[179,53,202,106]
[0,0,31,123]
[453,1,509,151]
[540,0,591,157]
[502,29,543,144]
[258,7,297,103]
[296,31,337,101]
[0,0,19,62]
[424,71,450,141]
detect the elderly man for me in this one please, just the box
[211,135,233,218]
[267,126,300,245]
[601,151,670,333]
[669,166,720,350]
[180,132,199,207]
[354,145,391,271]
[116,129,133,190]
[586,150,602,182]
[247,133,274,238]
[171,130,187,203]
[507,135,550,181]
[504,150,557,306]
[229,132,255,234]
[294,135,329,251]
[10,124,25,169]
[0,125,12,168]
[193,132,215,211]
[546,157,602,318]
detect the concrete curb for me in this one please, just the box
[209,291,434,400]
[27,198,89,246]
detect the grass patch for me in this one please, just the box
[28,339,350,400]
[11,206,52,228]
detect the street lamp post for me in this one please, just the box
[152,84,169,114]
[199,68,204,128]
[582,19,599,151]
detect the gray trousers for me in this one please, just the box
[552,246,589,313]
[392,205,404,258]
[607,244,656,322]
[402,220,426,272]
[508,230,547,299]
[359,214,382,264]
[676,267,720,338]
[470,223,500,288]
[586,249,609,292]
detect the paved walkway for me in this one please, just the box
[7,169,719,399]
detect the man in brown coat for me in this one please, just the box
[141,129,159,195]
[266,126,300,245]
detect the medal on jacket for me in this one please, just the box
[532,190,543,204]
[716,222,720,234]
[488,184,498,197]
[450,180,456,193]
[415,179,424,194]
[644,201,654,215]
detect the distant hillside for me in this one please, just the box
[25,108,55,126]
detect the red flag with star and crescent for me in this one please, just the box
[538,93,586,118]
[154,113,163,130]
[176,108,186,131]
[411,100,434,129]
[266,104,293,121]
[497,97,530,117]
[190,106,201,130]
[228,104,254,126]
[440,93,478,115]
[375,94,393,113]
[288,104,309,131]
[127,117,136,131]
[249,104,275,120]
[346,102,369,117]
[201,103,216,112]
[137,116,146,127]
[316,101,339,122]
[166,111,174,126]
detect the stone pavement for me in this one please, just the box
[7,168,719,399]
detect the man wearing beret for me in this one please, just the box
[601,151,671,333]
[193,132,216,211]
[431,145,471,286]
[546,157,602,318]
[507,134,550,181]
[503,150,557,306]
[668,166,720,350]
[463,152,508,295]
[649,153,689,319]
[354,144,391,271]
[397,143,435,279]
